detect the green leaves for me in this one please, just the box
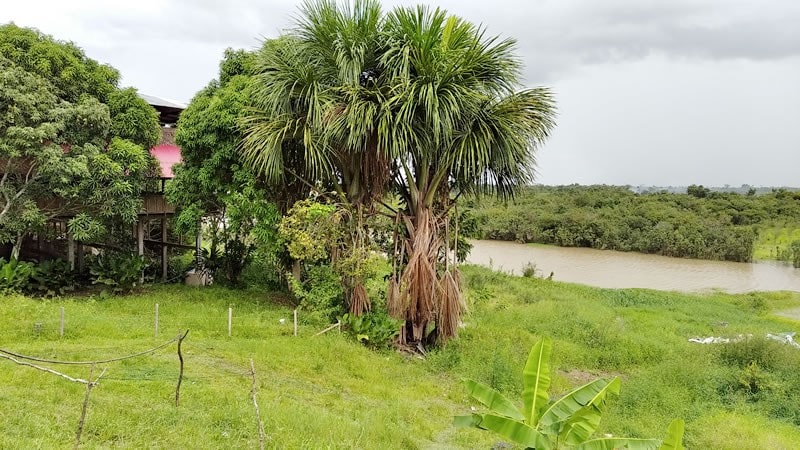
[540,378,621,440]
[479,414,552,449]
[457,338,684,449]
[463,379,525,421]
[658,419,685,450]
[522,336,552,426]
[1,25,158,248]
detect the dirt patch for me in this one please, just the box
[558,368,624,386]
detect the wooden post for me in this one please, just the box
[74,364,95,450]
[249,359,266,450]
[161,215,168,282]
[228,307,232,337]
[137,219,145,284]
[175,330,188,407]
[137,219,145,256]
[293,309,298,337]
[60,307,65,337]
[76,242,84,272]
[67,232,75,270]
[155,303,159,337]
[195,226,202,265]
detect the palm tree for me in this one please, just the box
[242,0,556,345]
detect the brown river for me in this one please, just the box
[467,240,800,293]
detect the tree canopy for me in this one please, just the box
[242,0,556,344]
[166,48,280,285]
[0,23,161,258]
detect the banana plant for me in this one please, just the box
[455,337,685,449]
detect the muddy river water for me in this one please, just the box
[466,240,800,293]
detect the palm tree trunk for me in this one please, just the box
[399,205,442,345]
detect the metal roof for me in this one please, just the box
[138,93,187,110]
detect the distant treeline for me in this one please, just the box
[463,185,800,262]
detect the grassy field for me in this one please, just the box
[2,267,800,449]
[754,225,800,261]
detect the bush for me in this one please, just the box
[89,252,147,293]
[30,259,76,296]
[521,261,538,278]
[0,258,35,294]
[289,264,344,325]
[341,311,401,349]
[717,336,789,371]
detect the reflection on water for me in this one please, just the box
[467,240,800,293]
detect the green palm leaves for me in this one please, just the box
[241,0,556,342]
[456,338,685,449]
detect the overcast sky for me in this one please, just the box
[5,0,800,187]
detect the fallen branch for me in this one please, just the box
[73,364,107,450]
[250,359,266,450]
[0,352,91,384]
[313,321,342,337]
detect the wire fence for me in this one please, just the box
[0,303,312,343]
[0,293,354,449]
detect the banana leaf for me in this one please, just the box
[463,379,526,421]
[522,337,552,426]
[658,419,685,450]
[459,413,553,450]
[539,378,620,435]
[557,378,622,445]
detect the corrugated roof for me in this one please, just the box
[138,93,187,110]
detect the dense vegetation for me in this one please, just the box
[240,0,555,344]
[464,185,800,263]
[0,24,161,259]
[3,267,800,448]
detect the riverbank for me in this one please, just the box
[467,239,800,293]
[464,185,800,264]
[3,269,800,448]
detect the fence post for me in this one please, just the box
[228,307,233,337]
[60,307,65,337]
[293,309,298,337]
[155,303,159,337]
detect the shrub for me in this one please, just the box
[89,252,147,293]
[30,259,76,296]
[341,311,401,349]
[718,336,789,371]
[521,262,538,278]
[0,258,35,294]
[289,264,344,325]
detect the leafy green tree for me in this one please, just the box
[242,0,556,344]
[0,23,119,102]
[166,49,281,285]
[686,184,709,199]
[107,87,161,149]
[0,24,161,259]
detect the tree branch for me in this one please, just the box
[0,352,92,384]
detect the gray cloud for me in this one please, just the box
[5,0,800,186]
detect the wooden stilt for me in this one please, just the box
[161,215,168,282]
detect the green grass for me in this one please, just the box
[754,225,800,260]
[3,268,800,449]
